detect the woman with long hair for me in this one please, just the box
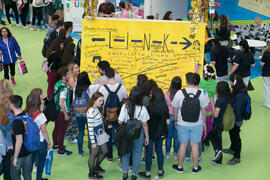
[0,79,13,180]
[142,79,158,107]
[119,86,150,180]
[46,28,68,58]
[74,71,100,157]
[223,74,248,165]
[208,81,231,165]
[87,92,108,179]
[25,88,51,180]
[215,14,230,45]
[164,76,181,160]
[211,39,229,82]
[61,42,76,67]
[162,11,173,20]
[136,74,148,92]
[46,39,64,96]
[260,44,270,108]
[139,87,168,179]
[0,27,22,85]
[228,40,255,86]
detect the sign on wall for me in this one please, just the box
[81,19,205,91]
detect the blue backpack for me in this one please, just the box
[13,113,40,152]
[242,93,252,120]
[104,84,122,122]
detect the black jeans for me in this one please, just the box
[2,149,12,180]
[229,125,241,159]
[21,3,30,26]
[208,125,223,151]
[3,63,15,80]
[32,6,43,27]
[5,1,19,24]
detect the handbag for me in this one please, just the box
[45,149,54,175]
[95,126,110,146]
[17,60,28,75]
[126,107,143,140]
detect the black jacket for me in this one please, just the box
[114,124,133,156]
[232,88,248,126]
[147,104,169,140]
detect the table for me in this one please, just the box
[246,39,267,48]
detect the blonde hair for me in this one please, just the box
[0,79,13,112]
[67,62,78,80]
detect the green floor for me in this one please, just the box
[1,25,270,180]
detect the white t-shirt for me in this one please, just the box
[87,84,100,98]
[34,113,47,142]
[118,104,150,123]
[99,83,128,108]
[93,74,123,85]
[171,88,209,126]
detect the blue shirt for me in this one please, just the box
[45,23,57,40]
[0,37,21,64]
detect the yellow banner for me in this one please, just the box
[81,19,205,92]
[238,0,270,17]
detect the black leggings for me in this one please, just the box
[5,1,19,24]
[32,6,43,27]
[21,3,30,26]
[88,144,108,175]
[3,63,15,80]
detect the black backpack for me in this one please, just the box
[126,107,143,140]
[43,86,65,122]
[104,84,122,122]
[42,39,49,57]
[181,89,201,123]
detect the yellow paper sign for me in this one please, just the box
[81,19,205,92]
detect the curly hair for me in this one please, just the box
[216,81,231,98]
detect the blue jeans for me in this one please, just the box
[76,115,90,154]
[11,153,32,180]
[145,139,164,172]
[107,121,118,159]
[42,6,49,26]
[32,141,48,180]
[122,130,144,176]
[165,115,179,154]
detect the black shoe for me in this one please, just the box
[88,173,103,179]
[52,145,59,151]
[131,175,137,180]
[213,150,222,161]
[223,148,234,155]
[211,159,222,166]
[204,139,210,146]
[158,170,164,178]
[227,157,240,165]
[192,166,202,175]
[41,178,48,180]
[172,164,184,174]
[152,156,155,160]
[123,174,128,180]
[58,149,72,156]
[139,172,151,179]
[95,166,105,174]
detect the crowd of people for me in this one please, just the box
[0,1,270,180]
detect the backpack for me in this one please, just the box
[222,103,235,131]
[12,113,40,152]
[242,93,252,120]
[126,106,143,140]
[43,86,65,122]
[181,89,201,123]
[42,39,49,57]
[104,84,122,122]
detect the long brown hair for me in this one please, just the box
[219,14,229,29]
[25,88,42,116]
[87,92,104,115]
[264,44,270,53]
[0,79,13,112]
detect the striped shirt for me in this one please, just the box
[87,108,104,144]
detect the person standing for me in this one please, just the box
[215,14,230,46]
[0,27,22,85]
[45,14,59,40]
[4,0,19,26]
[98,0,115,18]
[162,11,173,20]
[21,0,30,27]
[31,0,44,31]
[52,66,73,156]
[228,40,255,87]
[172,73,209,175]
[9,95,32,180]
[42,0,50,29]
[25,89,51,180]
[183,9,193,21]
[164,76,181,160]
[260,44,270,109]
[139,87,168,179]
[119,2,129,18]
[87,92,108,179]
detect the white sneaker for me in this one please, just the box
[9,24,12,27]
[33,166,37,174]
[30,28,34,31]
[16,24,22,27]
[69,139,77,144]
[164,152,170,160]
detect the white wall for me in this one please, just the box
[144,0,188,20]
